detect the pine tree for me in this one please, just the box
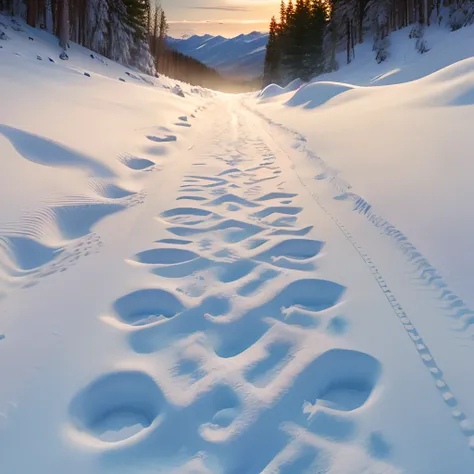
[2,0,157,73]
[286,0,295,24]
[263,16,281,86]
[151,5,159,57]
[279,0,301,82]
[305,0,327,77]
[280,0,287,27]
[156,9,168,65]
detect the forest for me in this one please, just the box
[0,0,257,91]
[1,0,159,72]
[263,0,474,87]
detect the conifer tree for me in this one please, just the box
[280,0,287,28]
[263,16,281,86]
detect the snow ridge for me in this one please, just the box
[167,32,268,79]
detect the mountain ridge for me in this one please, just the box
[167,31,268,80]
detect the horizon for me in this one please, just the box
[168,29,268,40]
[162,0,278,37]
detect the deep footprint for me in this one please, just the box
[146,135,177,143]
[134,248,199,265]
[113,288,185,326]
[69,370,165,443]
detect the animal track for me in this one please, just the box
[159,207,219,226]
[130,238,322,289]
[89,180,136,199]
[0,127,157,294]
[200,385,242,434]
[0,197,122,290]
[256,192,297,202]
[205,194,260,209]
[253,206,302,219]
[134,248,199,265]
[255,238,323,270]
[69,370,165,444]
[156,238,192,245]
[118,153,155,171]
[167,219,264,243]
[112,288,185,326]
[248,102,474,454]
[302,349,381,414]
[171,357,206,383]
[176,195,208,202]
[245,341,294,388]
[146,134,177,143]
[53,203,125,239]
[213,279,345,358]
[237,268,280,297]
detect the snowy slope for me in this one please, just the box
[3,14,474,474]
[249,21,474,471]
[167,32,268,80]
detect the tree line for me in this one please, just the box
[157,48,262,92]
[0,0,258,91]
[0,0,163,72]
[264,0,474,87]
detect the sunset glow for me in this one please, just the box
[163,0,279,37]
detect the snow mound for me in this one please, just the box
[416,57,474,107]
[259,84,285,100]
[258,79,305,102]
[286,78,304,91]
[285,81,358,109]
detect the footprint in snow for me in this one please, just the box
[146,134,177,143]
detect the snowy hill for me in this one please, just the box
[3,12,474,474]
[167,32,268,80]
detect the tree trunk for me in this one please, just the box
[26,0,38,27]
[351,18,356,57]
[358,0,364,43]
[152,8,158,57]
[147,1,151,33]
[39,0,46,28]
[52,0,58,36]
[346,18,351,64]
[59,0,69,50]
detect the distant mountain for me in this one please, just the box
[167,32,268,80]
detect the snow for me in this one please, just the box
[284,81,358,109]
[258,79,304,101]
[310,20,474,87]
[3,15,474,474]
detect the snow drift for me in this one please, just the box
[285,81,358,109]
[258,78,304,101]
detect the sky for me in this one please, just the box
[162,0,279,38]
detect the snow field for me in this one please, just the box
[2,15,474,474]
